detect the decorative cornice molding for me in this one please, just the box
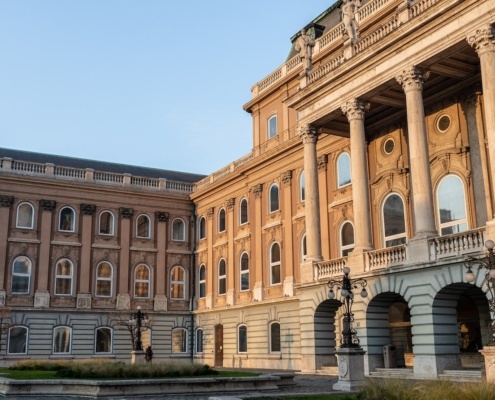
[119,208,134,219]
[80,203,96,215]
[40,199,56,212]
[395,66,430,93]
[281,170,292,185]
[341,99,370,121]
[0,195,14,208]
[467,25,495,56]
[155,211,169,222]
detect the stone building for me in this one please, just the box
[1,0,495,380]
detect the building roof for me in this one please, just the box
[0,147,206,184]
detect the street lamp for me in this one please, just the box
[465,239,495,345]
[129,306,150,351]
[328,266,368,348]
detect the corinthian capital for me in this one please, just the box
[467,25,495,56]
[341,99,370,121]
[396,66,430,93]
[297,124,318,144]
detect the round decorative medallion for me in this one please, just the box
[383,138,395,155]
[436,115,451,133]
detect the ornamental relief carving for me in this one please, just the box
[92,248,119,265]
[130,250,155,267]
[51,245,78,265]
[332,203,353,229]
[430,153,471,186]
[467,25,495,55]
[8,242,38,261]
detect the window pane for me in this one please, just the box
[59,208,74,231]
[240,199,248,224]
[271,265,281,285]
[270,185,279,212]
[172,220,184,240]
[99,212,113,235]
[199,218,206,239]
[96,328,112,353]
[218,209,226,232]
[219,277,226,295]
[12,256,31,294]
[96,281,111,297]
[438,176,466,223]
[135,282,149,298]
[17,204,33,228]
[337,153,351,187]
[268,116,277,139]
[137,215,150,238]
[53,327,71,353]
[341,223,354,246]
[384,194,406,238]
[271,244,281,262]
[9,327,27,354]
[135,265,149,280]
[271,324,281,352]
[300,171,305,201]
[238,326,247,353]
[97,262,112,278]
[196,329,203,353]
[219,260,226,276]
[172,329,187,353]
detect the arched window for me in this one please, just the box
[136,214,151,238]
[95,327,112,353]
[240,252,249,291]
[239,198,248,225]
[437,175,468,235]
[218,208,226,233]
[170,266,186,300]
[268,115,277,139]
[238,325,247,353]
[196,328,204,353]
[337,152,351,188]
[383,194,407,247]
[55,258,74,295]
[8,326,28,354]
[299,170,305,202]
[269,184,280,213]
[270,242,281,285]
[16,202,34,229]
[340,222,354,257]
[53,326,71,354]
[172,218,185,241]
[301,234,307,262]
[11,256,31,294]
[199,265,206,299]
[99,211,114,235]
[218,259,226,295]
[269,322,281,353]
[59,207,75,232]
[172,328,187,353]
[95,261,113,297]
[134,264,150,298]
[198,217,206,240]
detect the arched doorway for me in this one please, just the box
[314,299,342,369]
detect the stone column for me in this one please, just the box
[116,207,133,310]
[35,199,56,308]
[154,211,168,311]
[252,185,264,301]
[205,207,214,308]
[341,100,373,252]
[226,198,235,305]
[0,196,14,301]
[467,26,495,235]
[77,203,95,310]
[281,171,294,296]
[396,66,437,239]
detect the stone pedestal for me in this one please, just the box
[131,350,146,364]
[333,347,366,392]
[116,294,130,310]
[480,346,495,381]
[34,291,50,308]
[153,295,168,311]
[76,293,92,309]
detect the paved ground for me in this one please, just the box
[2,374,342,400]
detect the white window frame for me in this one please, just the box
[196,328,204,353]
[382,193,407,247]
[299,170,305,202]
[11,256,32,295]
[436,174,468,236]
[340,221,355,257]
[301,234,307,262]
[136,214,151,239]
[54,258,74,296]
[16,202,34,229]
[337,152,352,188]
[95,327,113,354]
[172,328,187,353]
[99,211,115,236]
[218,208,226,233]
[270,242,281,285]
[238,324,248,353]
[58,206,76,232]
[239,198,248,225]
[8,326,28,355]
[269,184,280,213]
[95,261,113,298]
[170,265,186,300]
[269,322,281,353]
[218,259,226,295]
[134,264,151,299]
[198,265,206,299]
[171,218,186,241]
[268,115,277,139]
[53,326,72,354]
[198,217,206,240]
[240,252,249,292]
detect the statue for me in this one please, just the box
[341,0,362,42]
[295,28,315,75]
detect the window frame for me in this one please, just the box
[95,327,113,354]
[436,174,469,236]
[171,218,186,241]
[16,202,34,229]
[196,328,204,353]
[239,198,248,225]
[269,184,280,213]
[337,152,352,188]
[198,217,206,240]
[54,258,74,296]
[11,256,32,295]
[170,265,186,300]
[172,328,188,353]
[95,261,113,298]
[269,322,281,353]
[198,264,206,299]
[136,214,151,239]
[301,234,307,262]
[299,170,305,202]
[240,252,249,292]
[218,259,227,296]
[58,206,76,232]
[8,326,28,355]
[134,264,151,299]
[382,193,407,247]
[270,242,281,285]
[340,221,355,257]
[268,115,277,139]
[99,211,115,236]
[238,324,248,353]
[218,208,226,233]
[53,326,72,354]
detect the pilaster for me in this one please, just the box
[252,185,264,301]
[35,199,55,307]
[226,198,235,305]
[79,204,95,298]
[154,211,168,311]
[118,207,133,298]
[0,196,14,291]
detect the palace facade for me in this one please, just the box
[1,0,495,379]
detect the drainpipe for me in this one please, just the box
[189,212,197,362]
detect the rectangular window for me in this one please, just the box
[172,329,187,353]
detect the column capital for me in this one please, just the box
[341,99,370,121]
[252,184,263,198]
[80,203,96,215]
[317,154,328,171]
[40,199,56,212]
[206,207,214,218]
[119,207,134,219]
[0,195,14,208]
[395,66,430,92]
[297,124,318,144]
[467,25,495,56]
[281,170,292,186]
[155,211,169,222]
[226,198,235,211]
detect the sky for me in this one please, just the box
[0,1,332,175]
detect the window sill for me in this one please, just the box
[91,354,116,359]
[50,355,75,359]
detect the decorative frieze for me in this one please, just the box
[0,195,14,207]
[281,170,292,185]
[155,211,169,222]
[40,199,56,212]
[395,66,430,93]
[119,207,134,219]
[341,99,370,120]
[467,25,495,56]
[80,203,96,215]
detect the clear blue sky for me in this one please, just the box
[1,1,331,175]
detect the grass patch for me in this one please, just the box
[257,396,357,400]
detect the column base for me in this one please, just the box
[333,347,366,392]
[153,295,168,311]
[76,293,92,309]
[413,354,461,378]
[283,277,294,297]
[300,261,315,284]
[226,289,235,306]
[253,282,264,302]
[131,350,146,364]
[116,294,131,310]
[480,345,495,381]
[34,291,50,308]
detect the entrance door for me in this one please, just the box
[214,324,223,367]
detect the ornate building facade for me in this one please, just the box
[1,0,495,379]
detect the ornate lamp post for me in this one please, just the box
[328,266,368,348]
[465,239,495,345]
[129,306,149,352]
[327,266,368,391]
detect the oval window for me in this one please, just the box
[437,115,451,133]
[383,138,395,155]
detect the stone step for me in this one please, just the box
[316,366,339,375]
[369,368,415,379]
[439,369,482,382]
